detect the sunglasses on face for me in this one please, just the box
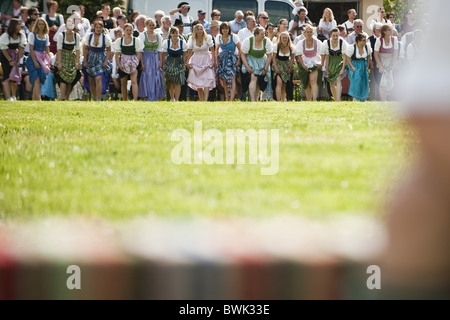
[214,14,221,16]
[261,17,268,19]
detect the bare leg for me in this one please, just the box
[198,88,204,101]
[121,76,128,101]
[174,84,181,101]
[335,78,342,102]
[60,82,67,100]
[309,70,319,101]
[2,82,11,100]
[169,83,175,100]
[249,75,258,102]
[230,76,236,101]
[88,76,96,100]
[281,83,286,101]
[276,76,283,102]
[203,87,209,101]
[130,72,138,101]
[329,80,337,101]
[32,78,41,101]
[66,84,73,100]
[95,76,102,100]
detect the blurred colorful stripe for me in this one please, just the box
[0,215,386,300]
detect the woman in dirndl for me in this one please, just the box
[161,27,188,102]
[272,31,294,102]
[55,20,81,101]
[82,21,112,101]
[240,26,273,102]
[0,18,26,101]
[138,18,166,101]
[186,23,216,101]
[345,33,373,102]
[295,25,324,101]
[114,23,144,101]
[323,28,349,102]
[374,24,398,101]
[25,17,52,101]
[42,0,64,55]
[215,21,241,101]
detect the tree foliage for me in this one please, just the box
[382,0,425,24]
[56,0,126,21]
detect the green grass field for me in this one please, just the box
[0,101,411,221]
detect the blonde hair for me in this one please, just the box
[33,17,49,35]
[253,26,265,36]
[277,31,292,49]
[145,18,156,27]
[191,24,207,42]
[381,24,392,38]
[323,8,335,22]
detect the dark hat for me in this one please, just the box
[198,9,206,14]
[173,19,184,27]
[177,2,189,8]
[117,14,126,20]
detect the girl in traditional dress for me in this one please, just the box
[82,21,112,101]
[374,24,398,101]
[0,18,26,101]
[25,17,51,101]
[241,26,273,102]
[42,1,64,54]
[295,25,323,101]
[323,28,348,102]
[114,23,144,101]
[55,17,81,101]
[161,27,188,102]
[272,31,294,102]
[186,24,216,101]
[138,18,165,101]
[215,22,241,101]
[345,33,373,102]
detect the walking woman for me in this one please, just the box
[374,24,398,101]
[323,28,348,102]
[82,21,112,101]
[138,18,165,101]
[55,20,81,101]
[345,33,373,102]
[0,18,26,101]
[295,25,323,101]
[25,17,52,101]
[113,23,144,101]
[161,27,188,102]
[215,21,241,101]
[240,26,273,102]
[318,8,337,41]
[272,31,294,102]
[186,24,216,101]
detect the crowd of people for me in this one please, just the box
[0,0,420,102]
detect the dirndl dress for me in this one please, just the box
[117,37,140,78]
[0,43,22,85]
[217,34,239,85]
[242,36,271,91]
[325,39,344,83]
[25,33,51,86]
[82,33,112,95]
[296,38,323,88]
[273,45,293,83]
[164,38,185,85]
[347,44,370,102]
[377,37,396,93]
[138,32,166,101]
[187,36,215,91]
[55,32,81,86]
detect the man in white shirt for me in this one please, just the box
[169,2,193,35]
[238,16,256,42]
[343,9,357,37]
[229,10,246,34]
[345,19,368,45]
[155,16,172,41]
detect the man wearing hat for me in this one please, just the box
[229,10,246,34]
[170,2,194,35]
[197,9,210,34]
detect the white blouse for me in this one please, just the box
[241,36,273,55]
[113,36,144,53]
[187,35,214,52]
[82,32,112,48]
[295,38,323,56]
[272,43,293,57]
[0,32,27,50]
[374,37,399,52]
[27,33,50,46]
[321,38,349,55]
[345,44,373,59]
[161,38,188,52]
[56,32,81,51]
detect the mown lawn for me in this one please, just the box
[0,101,411,220]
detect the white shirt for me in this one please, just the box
[238,28,254,42]
[321,37,349,55]
[27,33,50,47]
[170,13,193,35]
[187,35,214,52]
[374,37,399,52]
[139,32,163,52]
[318,19,337,39]
[345,44,372,59]
[54,24,85,42]
[162,38,188,52]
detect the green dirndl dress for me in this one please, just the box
[56,32,81,86]
[325,39,344,83]
[164,38,185,85]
